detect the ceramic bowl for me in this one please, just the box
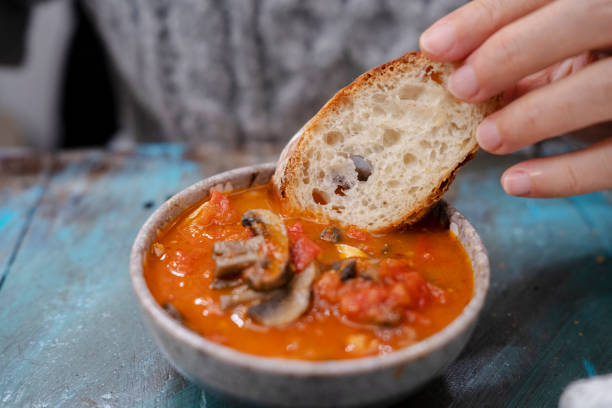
[130,163,490,407]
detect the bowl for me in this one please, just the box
[130,163,490,407]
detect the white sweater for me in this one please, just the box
[83,0,465,147]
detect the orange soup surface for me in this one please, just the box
[144,183,473,360]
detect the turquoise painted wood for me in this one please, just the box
[0,144,610,408]
[0,153,50,289]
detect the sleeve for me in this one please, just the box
[0,0,53,66]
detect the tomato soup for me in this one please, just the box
[144,183,473,360]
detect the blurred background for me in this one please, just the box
[0,0,116,149]
[0,0,461,151]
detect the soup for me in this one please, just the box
[144,183,473,360]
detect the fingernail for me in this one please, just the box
[503,171,531,196]
[476,119,502,152]
[448,64,479,99]
[420,24,455,55]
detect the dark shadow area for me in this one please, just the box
[398,253,612,407]
[0,1,30,66]
[60,1,117,148]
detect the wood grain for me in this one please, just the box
[0,152,51,290]
[0,143,610,408]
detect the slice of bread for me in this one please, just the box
[273,52,500,232]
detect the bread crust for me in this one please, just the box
[273,52,500,232]
[273,123,305,199]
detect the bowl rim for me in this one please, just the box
[130,162,489,376]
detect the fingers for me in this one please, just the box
[447,0,612,101]
[420,0,552,62]
[476,58,612,154]
[501,137,612,197]
[503,52,596,104]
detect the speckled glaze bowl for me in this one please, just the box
[130,163,490,407]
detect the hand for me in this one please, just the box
[419,0,612,198]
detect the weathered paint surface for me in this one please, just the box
[0,154,51,290]
[0,144,610,408]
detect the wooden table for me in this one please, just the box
[1,143,611,407]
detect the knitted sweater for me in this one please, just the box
[83,0,465,147]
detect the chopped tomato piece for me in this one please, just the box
[291,237,321,272]
[314,271,342,303]
[347,226,367,241]
[288,222,321,272]
[337,281,396,325]
[315,258,443,326]
[405,311,431,326]
[209,190,237,223]
[191,190,238,226]
[287,222,304,241]
[427,282,447,304]
[380,259,430,309]
[379,259,413,280]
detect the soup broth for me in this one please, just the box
[144,183,473,360]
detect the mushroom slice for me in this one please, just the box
[210,278,243,290]
[248,262,319,327]
[331,258,380,281]
[339,259,358,281]
[320,226,342,243]
[241,210,292,291]
[219,284,280,310]
[212,236,263,278]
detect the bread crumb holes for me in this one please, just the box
[312,188,329,205]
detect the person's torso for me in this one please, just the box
[85,0,464,146]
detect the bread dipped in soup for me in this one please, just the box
[144,52,498,360]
